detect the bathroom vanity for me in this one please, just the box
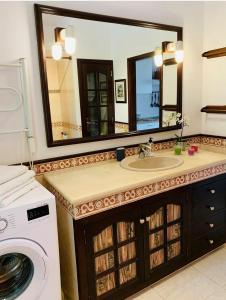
[74,174,226,300]
[44,148,226,300]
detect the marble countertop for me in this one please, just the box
[44,149,226,208]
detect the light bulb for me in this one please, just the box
[64,37,76,55]
[60,29,66,41]
[175,41,184,63]
[51,43,62,60]
[154,47,163,67]
[175,50,184,63]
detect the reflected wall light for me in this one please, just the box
[51,43,62,60]
[51,27,76,60]
[156,40,184,66]
[65,36,76,55]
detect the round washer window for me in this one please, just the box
[0,253,34,300]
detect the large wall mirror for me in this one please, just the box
[35,4,182,147]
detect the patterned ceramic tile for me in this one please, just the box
[34,135,226,175]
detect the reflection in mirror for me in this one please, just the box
[36,5,182,145]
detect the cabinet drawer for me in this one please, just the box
[191,211,226,239]
[192,180,226,206]
[192,196,226,220]
[191,226,226,258]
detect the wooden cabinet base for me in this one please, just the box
[71,173,226,300]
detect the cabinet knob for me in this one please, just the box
[209,223,215,228]
[210,189,216,194]
[146,217,150,222]
[140,219,145,224]
[209,206,215,211]
[209,239,214,245]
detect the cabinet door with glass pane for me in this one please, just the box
[84,207,144,300]
[143,190,187,282]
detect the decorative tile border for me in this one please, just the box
[35,151,116,174]
[46,162,226,220]
[52,121,82,131]
[34,147,139,175]
[201,136,226,148]
[115,122,129,132]
[35,135,224,175]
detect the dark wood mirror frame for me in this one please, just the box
[34,4,183,147]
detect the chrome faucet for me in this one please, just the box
[139,138,154,159]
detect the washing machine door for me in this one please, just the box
[0,238,49,300]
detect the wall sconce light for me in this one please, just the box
[65,36,76,55]
[51,43,62,60]
[175,41,184,63]
[154,47,163,67]
[51,27,76,60]
[164,41,184,63]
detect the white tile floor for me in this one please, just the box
[127,245,226,300]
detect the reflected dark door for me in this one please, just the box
[77,59,115,137]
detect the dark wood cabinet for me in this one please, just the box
[189,176,226,260]
[74,174,226,300]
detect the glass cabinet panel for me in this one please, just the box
[168,241,181,260]
[119,263,136,285]
[92,219,140,297]
[148,202,183,272]
[148,207,164,230]
[93,226,113,253]
[150,249,164,270]
[118,242,136,264]
[117,222,135,243]
[95,251,114,274]
[96,272,115,296]
[167,224,181,241]
[167,204,181,223]
[149,230,164,250]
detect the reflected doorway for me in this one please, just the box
[128,52,161,131]
[77,59,115,137]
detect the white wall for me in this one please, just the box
[0,1,203,165]
[201,2,226,136]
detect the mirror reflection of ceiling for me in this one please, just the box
[42,13,178,141]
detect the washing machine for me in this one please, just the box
[0,182,61,300]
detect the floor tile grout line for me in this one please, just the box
[192,264,224,288]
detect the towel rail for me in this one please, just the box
[0,129,28,135]
[0,58,35,168]
[0,64,21,68]
[0,87,22,112]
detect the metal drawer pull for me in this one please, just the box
[209,206,215,211]
[140,219,145,224]
[210,189,216,194]
[146,217,150,222]
[209,223,215,228]
[209,239,214,245]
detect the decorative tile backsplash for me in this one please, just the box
[34,135,223,175]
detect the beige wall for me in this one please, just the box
[202,2,226,136]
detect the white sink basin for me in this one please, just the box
[120,155,183,172]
